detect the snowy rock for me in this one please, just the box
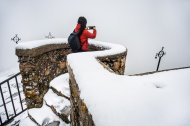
[44,89,70,123]
[50,73,70,99]
[28,102,68,126]
[42,118,60,126]
[45,121,60,126]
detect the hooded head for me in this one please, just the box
[78,16,87,27]
[77,16,87,36]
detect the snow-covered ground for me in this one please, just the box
[3,68,190,126]
[28,101,68,126]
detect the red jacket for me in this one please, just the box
[74,24,96,51]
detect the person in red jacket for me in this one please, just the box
[74,16,97,52]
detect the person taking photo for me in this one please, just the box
[74,16,97,52]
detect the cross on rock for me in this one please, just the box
[45,32,55,39]
[11,34,21,44]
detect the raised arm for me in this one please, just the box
[84,29,97,39]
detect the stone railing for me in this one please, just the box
[16,39,127,125]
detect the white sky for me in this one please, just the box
[0,0,190,74]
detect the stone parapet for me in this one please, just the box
[16,44,70,57]
[15,41,108,108]
[16,43,71,108]
[16,39,127,125]
[67,50,127,126]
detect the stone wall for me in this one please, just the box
[67,65,95,126]
[97,51,127,75]
[16,43,107,108]
[16,44,71,108]
[16,42,127,126]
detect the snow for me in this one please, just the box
[19,116,37,126]
[28,101,68,126]
[66,40,190,126]
[0,74,26,123]
[50,73,70,97]
[15,38,126,57]
[44,89,70,115]
[25,73,71,125]
[89,39,127,57]
[7,111,29,126]
[15,38,67,49]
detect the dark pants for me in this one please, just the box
[72,48,86,53]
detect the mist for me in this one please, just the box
[0,0,190,74]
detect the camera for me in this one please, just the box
[87,26,95,30]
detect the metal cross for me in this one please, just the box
[155,47,166,71]
[45,32,55,39]
[11,34,21,44]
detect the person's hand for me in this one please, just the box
[87,26,95,30]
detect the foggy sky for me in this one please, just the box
[0,0,190,74]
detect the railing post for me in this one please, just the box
[15,76,24,111]
[0,115,2,124]
[7,81,17,116]
[0,85,9,120]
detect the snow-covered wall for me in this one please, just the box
[15,38,126,109]
[16,40,70,108]
[0,0,190,74]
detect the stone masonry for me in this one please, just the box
[15,43,106,109]
[16,44,71,108]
